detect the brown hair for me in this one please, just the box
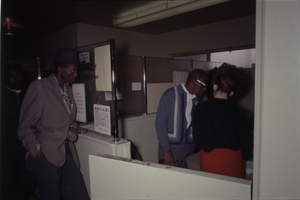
[213,63,243,95]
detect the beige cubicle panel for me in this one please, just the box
[89,154,252,200]
[147,82,173,114]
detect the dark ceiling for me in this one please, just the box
[1,0,256,59]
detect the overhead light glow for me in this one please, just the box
[116,1,169,18]
[113,0,230,28]
[3,17,15,35]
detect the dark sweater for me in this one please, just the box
[1,87,27,155]
[192,98,253,160]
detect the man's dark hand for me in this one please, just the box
[164,149,174,166]
[66,127,78,142]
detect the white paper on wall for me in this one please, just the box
[72,83,87,123]
[79,52,90,63]
[94,45,111,91]
[132,82,142,91]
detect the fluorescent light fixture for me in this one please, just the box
[113,0,230,28]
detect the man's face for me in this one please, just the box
[194,76,208,97]
[6,69,23,90]
[61,64,78,84]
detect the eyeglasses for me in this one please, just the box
[196,79,207,87]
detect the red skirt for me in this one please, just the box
[200,148,244,178]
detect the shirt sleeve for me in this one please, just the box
[17,81,43,158]
[155,91,171,151]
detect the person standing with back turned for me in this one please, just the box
[18,48,90,200]
[155,69,207,168]
[192,63,253,178]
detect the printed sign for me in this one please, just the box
[72,83,87,123]
[93,104,111,136]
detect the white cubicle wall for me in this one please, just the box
[118,114,158,163]
[75,131,131,197]
[89,154,252,200]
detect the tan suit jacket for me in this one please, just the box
[18,75,79,168]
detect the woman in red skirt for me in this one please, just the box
[192,63,253,179]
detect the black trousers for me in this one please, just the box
[26,143,90,200]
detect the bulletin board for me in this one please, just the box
[116,55,144,116]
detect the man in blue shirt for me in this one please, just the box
[155,69,207,168]
[18,48,89,200]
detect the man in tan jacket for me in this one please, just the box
[18,48,89,200]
